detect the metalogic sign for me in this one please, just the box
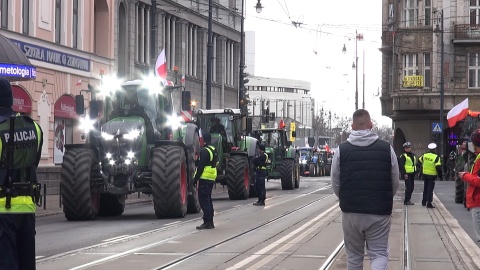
[0,63,36,79]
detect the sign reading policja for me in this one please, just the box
[0,63,36,79]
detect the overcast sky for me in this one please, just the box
[243,0,392,126]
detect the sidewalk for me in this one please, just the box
[35,184,228,218]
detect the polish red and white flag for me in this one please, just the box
[155,49,167,79]
[447,98,469,127]
[75,79,82,86]
[180,74,186,84]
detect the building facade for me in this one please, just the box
[381,0,480,156]
[245,76,314,140]
[0,0,243,192]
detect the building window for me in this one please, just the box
[73,0,78,48]
[424,0,431,26]
[1,0,8,29]
[403,54,418,87]
[22,0,29,34]
[471,0,480,25]
[469,53,480,88]
[423,53,431,88]
[55,0,61,44]
[404,0,418,27]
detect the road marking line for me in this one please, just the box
[102,235,130,242]
[226,203,339,270]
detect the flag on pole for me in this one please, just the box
[181,74,186,84]
[356,33,364,41]
[447,98,469,127]
[155,49,167,79]
[75,79,82,86]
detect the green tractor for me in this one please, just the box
[61,78,201,220]
[193,109,258,200]
[252,128,300,190]
[317,149,333,176]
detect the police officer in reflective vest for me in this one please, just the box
[0,78,43,270]
[194,133,217,230]
[253,144,268,206]
[398,142,417,205]
[419,142,443,208]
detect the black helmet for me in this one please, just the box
[258,144,265,151]
[471,129,480,147]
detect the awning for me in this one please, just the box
[54,95,77,119]
[12,85,32,113]
[0,34,36,81]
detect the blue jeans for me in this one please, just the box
[198,179,214,223]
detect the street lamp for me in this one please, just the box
[342,30,360,111]
[434,10,445,159]
[255,0,263,13]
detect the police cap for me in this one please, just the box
[403,142,411,148]
[428,142,437,150]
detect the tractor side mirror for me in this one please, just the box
[181,91,191,111]
[75,95,85,115]
[246,117,252,133]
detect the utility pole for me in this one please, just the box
[206,0,213,109]
[239,0,245,113]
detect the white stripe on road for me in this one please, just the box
[226,203,339,270]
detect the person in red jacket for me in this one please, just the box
[458,129,480,244]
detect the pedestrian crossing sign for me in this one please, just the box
[432,122,442,133]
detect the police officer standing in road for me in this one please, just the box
[253,144,268,206]
[194,133,217,230]
[0,78,43,270]
[419,142,443,208]
[398,142,417,205]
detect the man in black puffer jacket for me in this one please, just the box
[331,109,399,270]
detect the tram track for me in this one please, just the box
[37,185,337,269]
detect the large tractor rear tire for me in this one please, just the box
[152,146,188,218]
[325,164,331,176]
[61,148,100,221]
[185,127,201,214]
[281,159,295,190]
[248,161,257,198]
[226,155,250,200]
[99,194,126,216]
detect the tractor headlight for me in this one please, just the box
[127,151,135,158]
[101,132,114,140]
[301,160,307,164]
[166,114,183,130]
[124,129,140,140]
[125,159,132,165]
[106,152,112,159]
[79,117,96,133]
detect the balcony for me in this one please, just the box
[453,24,480,43]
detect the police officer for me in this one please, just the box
[253,144,268,206]
[419,142,442,208]
[398,142,417,205]
[194,133,217,230]
[0,77,43,270]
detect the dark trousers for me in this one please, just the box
[404,174,415,203]
[0,213,36,270]
[198,179,214,223]
[256,170,266,201]
[422,175,437,204]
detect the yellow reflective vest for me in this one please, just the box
[402,153,416,174]
[200,145,217,181]
[419,152,441,176]
[0,115,42,213]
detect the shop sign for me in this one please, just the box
[11,39,90,72]
[403,76,424,88]
[0,63,36,79]
[54,95,76,119]
[12,85,32,113]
